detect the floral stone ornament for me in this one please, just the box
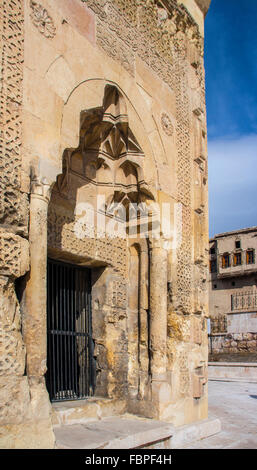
[30,1,56,39]
[161,112,174,137]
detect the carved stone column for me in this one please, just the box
[138,246,149,398]
[24,177,51,377]
[149,239,168,380]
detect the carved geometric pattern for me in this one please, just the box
[58,85,151,204]
[0,330,25,376]
[0,0,24,227]
[81,86,144,160]
[161,112,174,137]
[0,232,21,278]
[82,0,206,317]
[0,231,29,278]
[173,48,193,315]
[178,352,190,396]
[82,0,203,86]
[111,280,127,309]
[0,278,26,377]
[47,204,128,278]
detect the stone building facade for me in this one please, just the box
[0,0,211,448]
[209,227,257,359]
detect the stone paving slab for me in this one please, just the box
[183,380,257,449]
[54,412,220,449]
[54,415,174,449]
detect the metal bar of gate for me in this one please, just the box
[85,272,88,397]
[82,271,85,397]
[73,265,77,399]
[51,261,56,399]
[46,259,94,402]
[70,266,75,398]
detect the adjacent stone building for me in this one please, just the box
[209,227,257,359]
[0,0,211,448]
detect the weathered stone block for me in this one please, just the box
[0,277,26,377]
[0,376,30,425]
[237,341,248,350]
[248,340,257,351]
[0,231,29,278]
[0,0,211,448]
[0,420,55,449]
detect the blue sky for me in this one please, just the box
[204,0,257,237]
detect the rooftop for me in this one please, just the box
[210,226,257,242]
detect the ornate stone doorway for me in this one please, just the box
[46,258,95,402]
[42,82,170,417]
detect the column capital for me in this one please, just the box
[30,170,52,203]
[148,237,168,252]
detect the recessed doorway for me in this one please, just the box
[46,258,95,402]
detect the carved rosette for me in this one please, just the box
[30,1,56,38]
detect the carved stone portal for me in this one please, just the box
[47,84,167,414]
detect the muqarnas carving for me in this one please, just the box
[57,85,152,205]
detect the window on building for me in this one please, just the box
[210,247,216,255]
[234,252,242,266]
[246,249,255,265]
[222,254,230,268]
[209,260,217,273]
[235,240,241,249]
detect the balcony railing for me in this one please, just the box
[210,316,227,334]
[231,291,257,312]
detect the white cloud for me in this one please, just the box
[208,134,257,236]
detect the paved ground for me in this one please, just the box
[54,415,174,449]
[184,380,257,449]
[53,380,257,449]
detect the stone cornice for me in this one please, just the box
[195,0,211,16]
[155,0,203,37]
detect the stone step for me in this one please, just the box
[53,413,221,449]
[54,415,174,449]
[52,398,127,427]
[208,362,257,382]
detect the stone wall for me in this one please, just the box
[209,311,257,359]
[210,333,257,357]
[0,0,55,448]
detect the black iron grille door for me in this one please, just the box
[46,259,95,402]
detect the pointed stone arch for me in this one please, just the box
[56,83,154,205]
[45,82,161,409]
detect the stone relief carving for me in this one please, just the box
[82,0,204,88]
[0,231,29,278]
[0,0,210,444]
[0,277,26,377]
[48,204,127,275]
[58,85,152,203]
[81,0,207,317]
[0,0,25,228]
[29,0,56,38]
[161,112,174,136]
[178,352,190,396]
